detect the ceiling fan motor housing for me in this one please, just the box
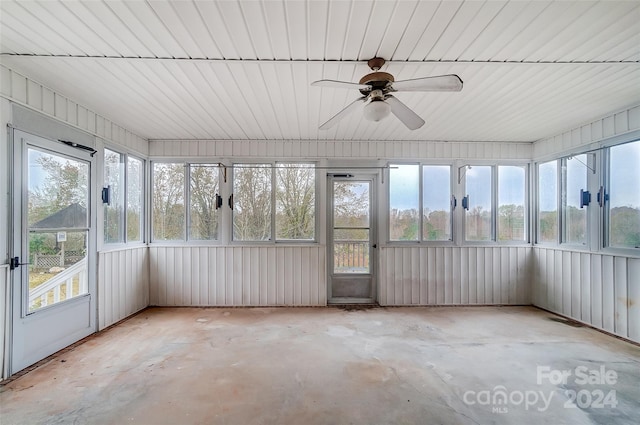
[359,72,394,95]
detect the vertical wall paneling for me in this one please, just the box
[149,246,326,307]
[377,246,531,306]
[628,259,640,342]
[531,248,638,344]
[98,247,149,330]
[614,257,628,337]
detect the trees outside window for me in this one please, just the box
[607,141,640,249]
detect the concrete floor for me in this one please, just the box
[1,306,639,425]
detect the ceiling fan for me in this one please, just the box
[312,58,463,130]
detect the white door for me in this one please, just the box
[10,130,96,375]
[328,175,377,304]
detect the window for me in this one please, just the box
[537,160,558,243]
[232,163,316,242]
[276,164,315,240]
[127,156,143,242]
[607,141,640,248]
[498,165,526,241]
[104,149,144,244]
[189,164,220,240]
[465,166,492,241]
[389,164,452,242]
[233,164,272,241]
[389,164,419,241]
[104,149,124,243]
[152,163,185,241]
[152,162,223,242]
[423,165,452,241]
[561,155,588,245]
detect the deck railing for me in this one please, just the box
[29,258,87,309]
[334,241,370,273]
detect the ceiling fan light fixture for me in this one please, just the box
[363,99,391,122]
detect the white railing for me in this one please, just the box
[29,258,87,309]
[334,241,370,273]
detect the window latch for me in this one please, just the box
[101,186,111,205]
[462,195,469,211]
[451,195,457,210]
[597,186,608,207]
[228,193,234,210]
[215,194,223,210]
[580,189,591,208]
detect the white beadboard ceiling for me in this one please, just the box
[1,0,639,143]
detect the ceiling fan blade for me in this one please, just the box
[391,74,463,92]
[311,79,371,91]
[386,95,425,130]
[319,96,367,130]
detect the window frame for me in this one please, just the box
[102,147,146,247]
[559,153,594,250]
[461,162,530,246]
[602,139,640,255]
[151,161,224,245]
[387,161,455,245]
[535,159,560,246]
[230,161,319,245]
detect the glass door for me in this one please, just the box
[328,175,376,303]
[11,130,96,375]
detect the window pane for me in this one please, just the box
[334,182,370,228]
[189,165,220,240]
[423,165,451,241]
[233,165,272,241]
[389,164,419,241]
[498,165,526,241]
[609,141,640,248]
[538,161,558,243]
[152,163,185,241]
[562,155,587,244]
[104,149,124,243]
[276,164,315,240]
[127,156,143,242]
[465,166,492,241]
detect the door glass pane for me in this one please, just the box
[233,165,272,241]
[189,165,220,240]
[538,160,558,243]
[423,165,452,241]
[389,164,419,241]
[334,182,370,228]
[465,166,492,241]
[609,141,640,248]
[562,155,587,244]
[498,165,526,241]
[333,181,370,274]
[27,148,89,313]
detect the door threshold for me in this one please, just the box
[328,297,376,305]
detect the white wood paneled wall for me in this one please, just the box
[532,248,640,344]
[150,139,532,160]
[534,104,640,159]
[149,246,326,307]
[97,247,149,330]
[379,247,531,306]
[0,65,149,156]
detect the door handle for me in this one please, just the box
[10,256,30,270]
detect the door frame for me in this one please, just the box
[9,129,97,375]
[327,173,378,304]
